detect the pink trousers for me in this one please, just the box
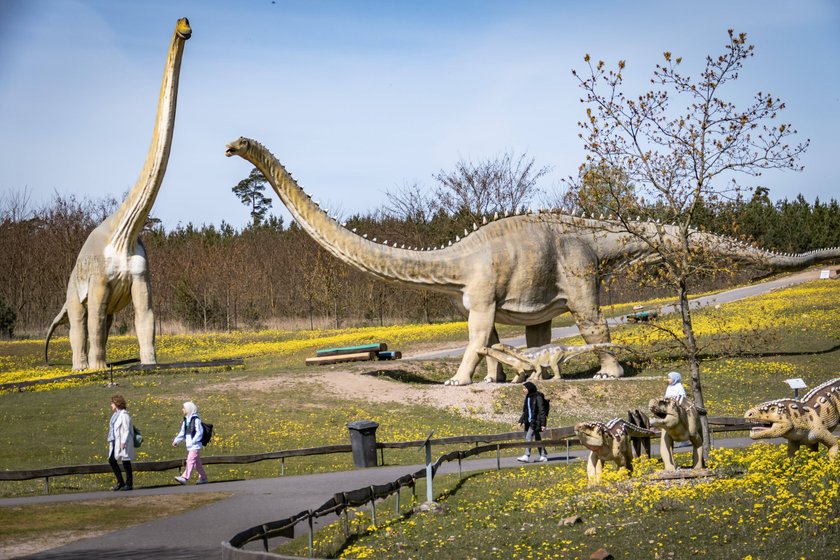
[183,449,207,480]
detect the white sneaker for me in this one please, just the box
[516,455,530,463]
[174,475,187,485]
[539,455,548,462]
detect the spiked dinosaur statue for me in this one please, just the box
[45,18,191,370]
[649,396,707,471]
[225,137,840,386]
[744,378,840,459]
[575,414,656,484]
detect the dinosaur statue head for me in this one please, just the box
[575,422,616,451]
[648,397,687,430]
[225,137,252,158]
[176,17,192,40]
[744,399,800,440]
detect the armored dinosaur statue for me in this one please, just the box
[44,18,192,370]
[224,137,840,386]
[744,378,840,459]
[575,417,656,484]
[477,342,619,383]
[649,396,707,470]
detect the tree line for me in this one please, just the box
[0,183,837,339]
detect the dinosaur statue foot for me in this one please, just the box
[592,371,622,380]
[445,377,472,386]
[482,374,504,383]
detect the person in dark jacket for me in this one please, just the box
[517,381,548,462]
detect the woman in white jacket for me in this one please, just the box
[172,401,208,485]
[107,394,135,491]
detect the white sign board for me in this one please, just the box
[820,269,831,279]
[784,378,807,389]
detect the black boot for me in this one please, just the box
[120,461,133,491]
[109,453,125,490]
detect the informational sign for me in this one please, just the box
[820,269,831,279]
[784,378,807,389]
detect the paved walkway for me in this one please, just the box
[5,436,783,560]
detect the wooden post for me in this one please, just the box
[370,486,377,526]
[395,487,401,514]
[307,511,314,557]
[44,476,49,495]
[424,442,433,504]
[496,444,501,470]
[380,447,384,466]
[280,457,285,476]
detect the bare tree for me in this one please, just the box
[433,151,550,223]
[569,29,808,459]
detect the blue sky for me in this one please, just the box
[1,0,838,230]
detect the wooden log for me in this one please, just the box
[315,343,387,357]
[305,351,377,366]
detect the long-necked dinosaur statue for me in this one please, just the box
[45,18,191,370]
[225,137,840,386]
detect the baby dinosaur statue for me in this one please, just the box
[648,396,707,471]
[44,18,192,370]
[224,136,840,386]
[476,342,619,382]
[575,414,656,484]
[744,378,840,459]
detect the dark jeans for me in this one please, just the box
[108,447,133,486]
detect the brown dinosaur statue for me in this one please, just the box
[477,342,619,382]
[574,416,656,484]
[649,396,707,471]
[224,137,840,386]
[44,18,192,370]
[744,378,840,459]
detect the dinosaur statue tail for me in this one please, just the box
[44,304,68,365]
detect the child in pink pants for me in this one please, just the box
[172,401,208,485]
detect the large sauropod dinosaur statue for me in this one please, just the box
[225,137,840,386]
[45,18,191,370]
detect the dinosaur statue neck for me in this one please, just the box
[235,139,464,291]
[110,22,189,255]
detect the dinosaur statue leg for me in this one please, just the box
[86,281,110,371]
[447,307,496,386]
[787,441,800,458]
[660,433,676,471]
[586,452,602,484]
[812,429,838,458]
[483,327,505,383]
[66,293,89,371]
[566,280,623,378]
[572,313,623,378]
[525,321,552,379]
[131,274,157,365]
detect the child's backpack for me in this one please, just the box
[199,421,213,446]
[186,417,214,446]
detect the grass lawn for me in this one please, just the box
[0,492,229,558]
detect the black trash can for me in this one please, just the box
[347,420,379,468]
